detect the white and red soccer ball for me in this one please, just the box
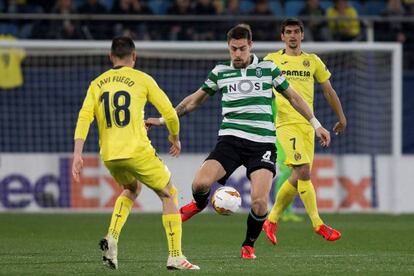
[211,186,242,215]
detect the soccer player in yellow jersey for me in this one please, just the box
[71,36,199,270]
[262,18,347,244]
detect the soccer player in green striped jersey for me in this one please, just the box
[147,24,331,259]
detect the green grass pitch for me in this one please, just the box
[1,213,414,275]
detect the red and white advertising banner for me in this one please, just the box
[0,154,412,213]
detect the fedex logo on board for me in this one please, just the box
[0,157,133,209]
[0,155,373,211]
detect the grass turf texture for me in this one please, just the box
[1,213,413,275]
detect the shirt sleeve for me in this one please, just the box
[74,82,95,140]
[145,74,180,136]
[313,54,331,84]
[263,53,272,61]
[270,62,289,93]
[200,69,218,96]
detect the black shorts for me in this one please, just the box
[206,135,276,185]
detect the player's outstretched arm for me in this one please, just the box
[175,89,210,117]
[321,80,347,135]
[72,138,85,183]
[282,86,331,147]
[145,89,209,128]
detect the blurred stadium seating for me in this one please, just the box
[363,0,388,15]
[284,0,304,16]
[102,0,114,10]
[0,23,18,36]
[239,0,255,13]
[320,0,333,10]
[269,0,284,16]
[0,0,413,153]
[148,0,169,15]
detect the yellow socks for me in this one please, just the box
[268,180,298,223]
[162,214,182,257]
[297,179,323,228]
[108,195,133,241]
[269,179,324,228]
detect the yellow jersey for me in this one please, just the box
[326,6,360,37]
[264,50,331,127]
[74,66,179,161]
[0,35,26,89]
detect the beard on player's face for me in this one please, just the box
[232,57,250,68]
[228,39,252,69]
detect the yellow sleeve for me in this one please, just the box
[145,75,179,136]
[74,82,95,140]
[313,54,331,84]
[263,53,272,61]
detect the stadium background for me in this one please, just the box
[0,0,414,212]
[1,1,414,275]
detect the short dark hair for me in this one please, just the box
[227,24,252,42]
[280,18,304,33]
[111,36,135,59]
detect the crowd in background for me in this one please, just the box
[1,0,413,66]
[0,0,412,40]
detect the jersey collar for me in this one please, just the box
[250,54,259,67]
[282,49,303,56]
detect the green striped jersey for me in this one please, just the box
[201,54,289,143]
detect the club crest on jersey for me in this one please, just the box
[255,67,263,78]
[294,152,302,161]
[303,60,310,67]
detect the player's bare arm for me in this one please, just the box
[145,89,209,127]
[72,138,85,183]
[281,86,331,147]
[320,80,347,135]
[175,89,210,117]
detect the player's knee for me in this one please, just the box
[192,178,212,193]
[157,188,173,200]
[124,181,140,199]
[251,198,268,216]
[157,183,176,200]
[295,164,311,180]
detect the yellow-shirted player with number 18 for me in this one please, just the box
[71,36,199,270]
[262,18,347,244]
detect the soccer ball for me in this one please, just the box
[212,186,242,215]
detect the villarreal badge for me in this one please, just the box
[303,60,310,67]
[294,152,302,161]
